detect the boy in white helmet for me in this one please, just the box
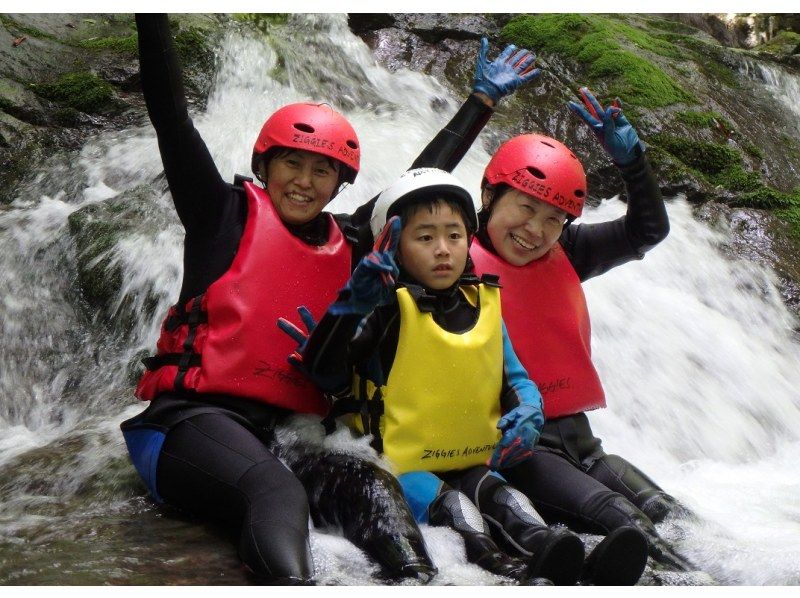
[285,168,648,585]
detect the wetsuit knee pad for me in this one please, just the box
[399,471,444,524]
[122,427,166,503]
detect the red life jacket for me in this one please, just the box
[135,181,351,415]
[470,237,605,418]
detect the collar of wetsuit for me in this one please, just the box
[397,267,463,314]
[285,213,330,246]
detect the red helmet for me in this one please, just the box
[251,103,360,183]
[483,134,586,218]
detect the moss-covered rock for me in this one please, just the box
[500,14,694,108]
[66,185,168,330]
[32,71,115,114]
[232,13,290,32]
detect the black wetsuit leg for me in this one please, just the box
[288,451,435,580]
[504,451,693,571]
[536,413,681,523]
[156,413,314,583]
[586,454,683,524]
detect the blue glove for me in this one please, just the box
[568,86,646,166]
[473,38,541,104]
[329,216,401,316]
[277,305,317,373]
[488,404,542,470]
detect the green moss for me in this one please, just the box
[776,203,800,241]
[675,110,732,130]
[644,17,699,36]
[710,164,762,192]
[670,36,739,87]
[501,14,693,108]
[33,72,114,114]
[650,134,741,175]
[174,27,207,61]
[233,13,290,32]
[78,33,138,54]
[759,30,800,54]
[0,97,13,113]
[0,14,59,42]
[734,186,799,210]
[742,142,765,160]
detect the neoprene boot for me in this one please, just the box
[481,483,585,585]
[581,526,649,586]
[363,532,438,583]
[428,489,532,584]
[596,494,695,572]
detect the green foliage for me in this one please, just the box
[33,72,114,113]
[500,14,693,108]
[78,33,138,54]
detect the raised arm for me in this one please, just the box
[561,87,669,281]
[136,13,229,231]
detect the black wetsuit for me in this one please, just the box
[121,14,493,583]
[474,153,689,565]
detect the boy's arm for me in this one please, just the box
[489,322,545,471]
[136,14,228,232]
[287,217,402,393]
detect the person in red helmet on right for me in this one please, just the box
[468,87,695,574]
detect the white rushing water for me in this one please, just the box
[1,14,799,585]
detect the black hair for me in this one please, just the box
[253,147,354,195]
[479,182,572,226]
[394,192,476,237]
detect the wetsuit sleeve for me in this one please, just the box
[302,296,365,394]
[499,321,544,426]
[560,152,669,282]
[410,94,494,171]
[345,95,494,263]
[136,14,229,232]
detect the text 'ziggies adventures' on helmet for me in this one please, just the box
[251,102,360,183]
[370,168,478,240]
[483,134,586,218]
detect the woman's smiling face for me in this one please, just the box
[484,188,567,265]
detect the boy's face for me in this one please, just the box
[397,202,469,291]
[483,188,567,266]
[263,149,340,225]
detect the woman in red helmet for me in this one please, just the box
[466,87,693,571]
[120,14,539,584]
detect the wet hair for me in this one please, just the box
[253,147,355,194]
[394,193,476,237]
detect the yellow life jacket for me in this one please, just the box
[352,283,503,474]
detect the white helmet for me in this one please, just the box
[369,168,478,240]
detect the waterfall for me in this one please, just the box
[1,14,798,585]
